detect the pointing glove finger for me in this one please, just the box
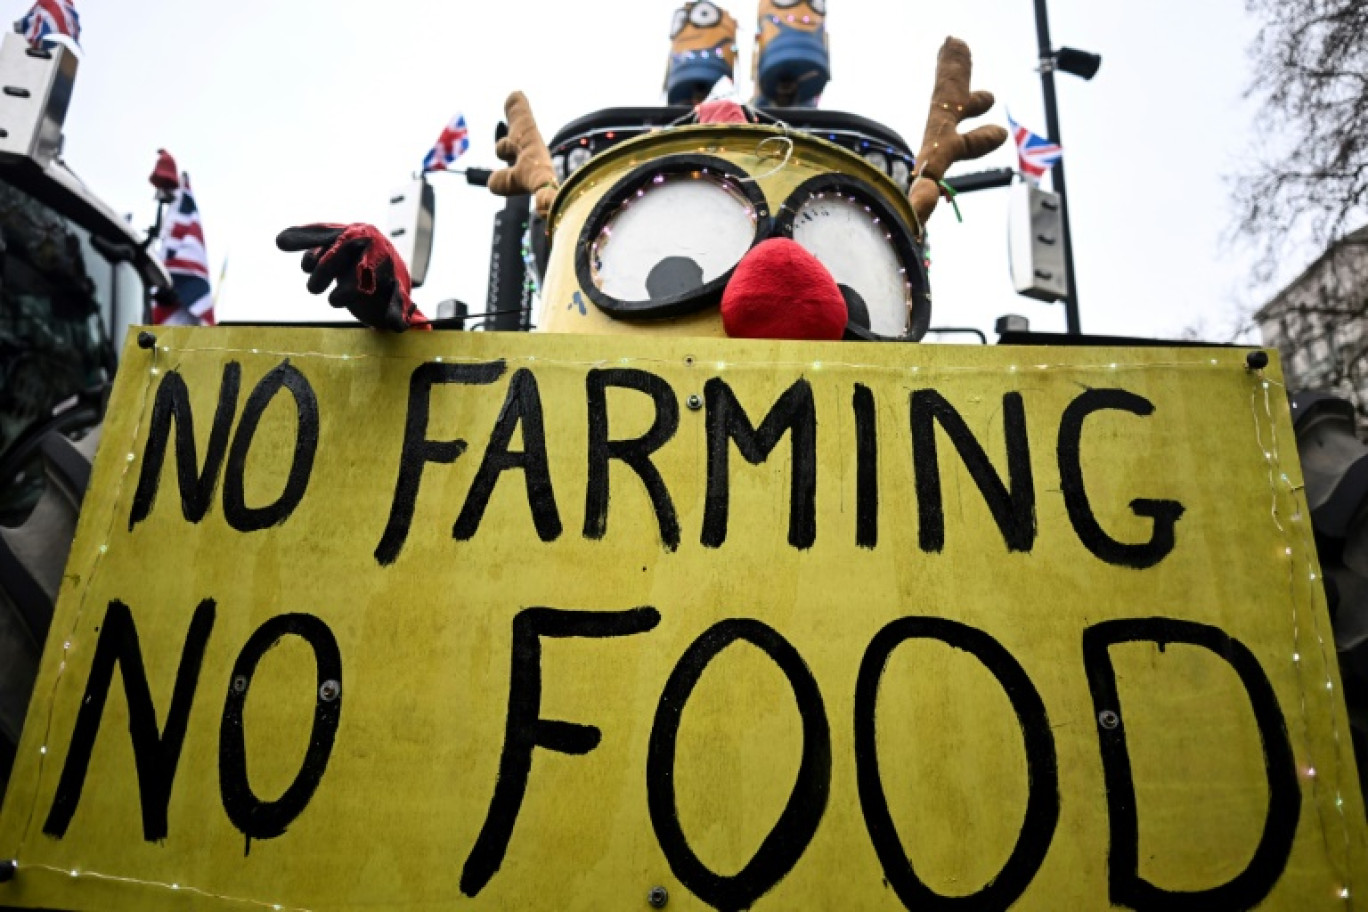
[276,224,346,253]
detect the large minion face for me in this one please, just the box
[539,124,931,342]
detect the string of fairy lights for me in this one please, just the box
[0,339,1360,907]
[1256,371,1357,905]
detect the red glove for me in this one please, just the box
[276,223,429,332]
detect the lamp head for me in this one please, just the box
[149,148,180,202]
[1055,46,1102,80]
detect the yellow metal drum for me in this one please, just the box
[539,124,926,339]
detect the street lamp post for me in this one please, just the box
[1032,0,1085,335]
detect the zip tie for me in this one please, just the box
[938,180,962,223]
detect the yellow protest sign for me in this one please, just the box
[0,327,1364,911]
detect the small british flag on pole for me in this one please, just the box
[422,113,470,173]
[151,152,216,326]
[14,0,80,50]
[1007,112,1063,182]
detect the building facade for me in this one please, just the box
[1257,226,1368,407]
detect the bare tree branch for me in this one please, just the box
[1235,0,1368,268]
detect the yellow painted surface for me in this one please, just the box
[0,327,1363,911]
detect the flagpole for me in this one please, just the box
[210,253,229,314]
[1033,0,1081,335]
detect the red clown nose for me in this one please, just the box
[721,238,848,340]
[695,99,748,124]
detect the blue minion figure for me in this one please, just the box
[753,0,830,107]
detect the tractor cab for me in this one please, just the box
[0,31,167,800]
[0,154,167,523]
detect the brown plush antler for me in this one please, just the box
[487,91,559,219]
[908,38,1009,231]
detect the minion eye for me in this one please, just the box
[670,8,688,38]
[689,1,722,28]
[777,176,930,340]
[809,0,826,14]
[771,0,803,7]
[577,156,768,319]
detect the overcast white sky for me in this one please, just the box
[52,0,1276,342]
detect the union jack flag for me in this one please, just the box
[1007,112,1062,181]
[154,165,216,326]
[422,113,470,172]
[14,0,80,49]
